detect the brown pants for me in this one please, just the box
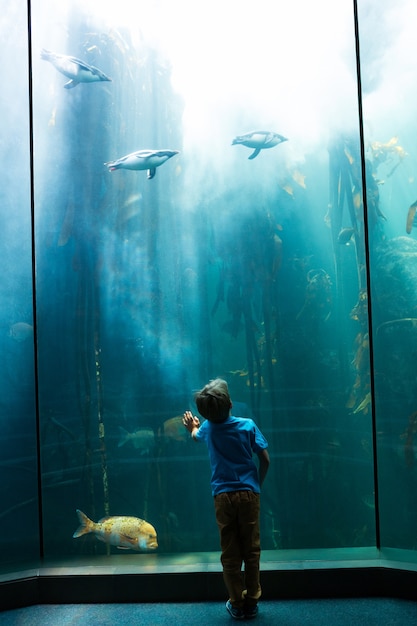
[214,490,262,609]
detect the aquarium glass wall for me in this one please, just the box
[358,0,417,552]
[2,0,417,573]
[0,2,39,568]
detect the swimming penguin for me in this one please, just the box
[104,149,179,179]
[41,49,112,89]
[232,130,288,159]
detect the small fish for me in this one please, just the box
[353,192,362,209]
[338,227,355,244]
[105,149,179,179]
[282,184,294,196]
[361,493,375,510]
[41,49,111,89]
[9,322,33,342]
[232,130,288,159]
[73,509,158,551]
[228,369,249,377]
[118,426,154,452]
[326,438,341,450]
[406,200,417,234]
[292,170,307,189]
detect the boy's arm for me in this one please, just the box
[257,449,270,487]
[183,410,200,440]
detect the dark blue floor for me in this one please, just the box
[1,599,417,625]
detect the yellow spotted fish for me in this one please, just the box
[73,509,158,551]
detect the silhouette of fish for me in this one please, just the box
[337,227,355,244]
[118,426,154,453]
[41,49,111,89]
[160,416,188,442]
[9,322,33,342]
[232,130,287,159]
[105,149,179,179]
[406,199,417,234]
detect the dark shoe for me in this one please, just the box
[226,600,245,620]
[244,603,259,619]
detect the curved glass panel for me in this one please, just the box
[359,0,417,558]
[0,2,39,570]
[30,0,375,564]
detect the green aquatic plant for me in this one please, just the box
[212,209,282,416]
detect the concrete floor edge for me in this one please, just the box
[1,566,417,611]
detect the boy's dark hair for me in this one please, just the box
[194,378,231,423]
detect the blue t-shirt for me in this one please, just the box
[195,415,268,496]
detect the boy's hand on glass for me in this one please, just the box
[183,410,200,432]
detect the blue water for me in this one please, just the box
[1,0,417,572]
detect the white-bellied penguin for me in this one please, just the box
[105,149,179,179]
[41,49,112,89]
[232,130,287,159]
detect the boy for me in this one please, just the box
[183,378,270,620]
